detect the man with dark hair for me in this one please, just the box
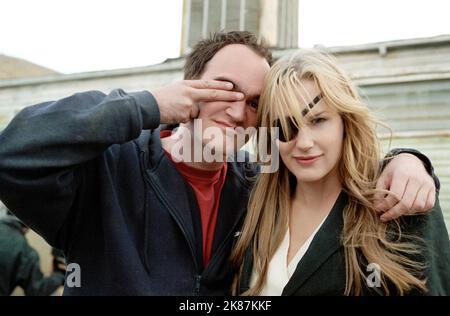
[0,31,438,295]
[184,31,273,80]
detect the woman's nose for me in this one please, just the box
[294,128,314,151]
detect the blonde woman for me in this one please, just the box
[232,49,450,296]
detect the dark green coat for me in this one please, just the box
[0,216,65,296]
[238,192,450,296]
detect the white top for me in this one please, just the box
[250,216,327,296]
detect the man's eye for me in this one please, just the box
[311,117,326,125]
[248,100,259,109]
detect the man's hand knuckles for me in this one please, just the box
[412,201,426,212]
[388,194,400,203]
[398,199,412,212]
[180,85,192,98]
[210,90,218,100]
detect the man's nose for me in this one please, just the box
[294,128,314,151]
[225,100,246,123]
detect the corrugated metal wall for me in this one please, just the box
[359,78,450,234]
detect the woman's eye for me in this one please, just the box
[311,117,326,125]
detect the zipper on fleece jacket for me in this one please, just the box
[138,148,248,295]
[194,275,202,296]
[139,150,201,275]
[201,208,246,279]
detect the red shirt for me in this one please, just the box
[160,131,227,267]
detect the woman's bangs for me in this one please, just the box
[270,72,305,136]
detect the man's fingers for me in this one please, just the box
[409,184,429,214]
[374,176,389,211]
[190,103,199,119]
[386,177,408,208]
[153,79,245,124]
[397,179,421,212]
[380,202,404,222]
[376,177,407,213]
[186,79,234,90]
[185,79,244,101]
[380,180,421,222]
[379,180,410,222]
[191,88,244,103]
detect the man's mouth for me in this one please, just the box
[213,120,236,129]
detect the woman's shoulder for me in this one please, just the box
[396,194,450,295]
[397,194,448,239]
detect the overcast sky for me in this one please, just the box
[1,0,449,74]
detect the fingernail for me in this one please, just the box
[235,92,244,98]
[226,82,234,89]
[380,215,389,222]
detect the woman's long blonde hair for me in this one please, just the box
[231,49,427,296]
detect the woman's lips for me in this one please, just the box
[294,154,323,165]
